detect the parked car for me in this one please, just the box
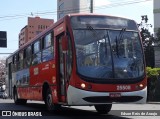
[2,92,8,99]
[0,92,3,98]
[0,91,8,99]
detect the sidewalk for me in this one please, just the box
[147,102,160,104]
[0,98,14,103]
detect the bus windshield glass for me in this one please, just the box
[71,16,144,80]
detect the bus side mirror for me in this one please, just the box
[62,35,68,52]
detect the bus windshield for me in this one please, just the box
[71,16,144,80]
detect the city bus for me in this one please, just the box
[6,14,147,114]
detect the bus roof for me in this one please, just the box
[68,13,135,22]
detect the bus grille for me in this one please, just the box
[83,96,143,103]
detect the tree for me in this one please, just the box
[156,28,160,40]
[138,15,155,68]
[156,28,160,46]
[0,57,6,86]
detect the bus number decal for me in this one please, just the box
[117,85,131,91]
[34,68,39,75]
[42,64,49,71]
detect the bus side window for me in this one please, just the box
[19,51,24,70]
[15,54,19,71]
[12,56,15,72]
[32,40,41,65]
[24,45,32,68]
[17,53,21,70]
[42,32,54,62]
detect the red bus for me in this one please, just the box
[6,14,147,114]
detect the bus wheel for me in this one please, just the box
[94,104,112,114]
[45,89,61,112]
[13,88,27,105]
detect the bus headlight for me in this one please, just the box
[139,84,143,88]
[81,83,86,89]
[135,84,144,90]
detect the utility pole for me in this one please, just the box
[90,0,93,13]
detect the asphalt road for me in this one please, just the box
[0,98,159,119]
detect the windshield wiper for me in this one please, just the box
[104,31,115,78]
[115,36,119,57]
[115,28,126,57]
[86,24,99,38]
[118,28,126,41]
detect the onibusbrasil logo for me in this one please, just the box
[1,111,42,117]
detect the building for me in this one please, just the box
[57,0,93,20]
[153,0,160,67]
[154,0,160,34]
[19,17,54,48]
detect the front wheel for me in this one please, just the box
[94,104,112,114]
[13,88,27,105]
[45,89,61,112]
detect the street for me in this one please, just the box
[0,99,160,119]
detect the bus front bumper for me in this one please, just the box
[67,85,147,105]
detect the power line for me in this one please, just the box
[0,53,12,54]
[0,0,152,21]
[34,0,152,17]
[94,0,152,10]
[0,13,30,19]
[0,49,17,51]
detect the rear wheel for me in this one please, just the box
[94,104,112,114]
[45,88,61,112]
[13,88,27,105]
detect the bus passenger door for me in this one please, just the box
[57,34,67,103]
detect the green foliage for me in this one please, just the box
[138,15,155,67]
[146,67,160,101]
[146,67,160,77]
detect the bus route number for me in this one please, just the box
[117,85,131,91]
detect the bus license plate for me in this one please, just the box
[109,93,121,98]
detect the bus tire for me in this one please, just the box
[94,104,112,114]
[13,88,27,105]
[45,88,61,112]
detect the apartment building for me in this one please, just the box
[19,17,54,48]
